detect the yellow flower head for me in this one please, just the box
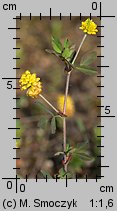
[27,82,42,98]
[19,70,40,90]
[19,70,42,98]
[57,95,75,117]
[79,18,98,35]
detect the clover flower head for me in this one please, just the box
[79,18,98,35]
[57,95,75,117]
[26,82,42,98]
[19,70,42,98]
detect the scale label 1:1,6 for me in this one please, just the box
[90,198,114,209]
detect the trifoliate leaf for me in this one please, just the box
[52,36,62,53]
[80,51,97,66]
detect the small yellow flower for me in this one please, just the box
[19,70,42,98]
[19,70,40,90]
[57,95,75,117]
[27,82,42,98]
[79,18,98,35]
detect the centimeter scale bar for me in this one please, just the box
[2,173,105,190]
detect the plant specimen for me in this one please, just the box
[19,18,98,179]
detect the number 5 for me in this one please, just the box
[7,81,13,89]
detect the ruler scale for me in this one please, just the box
[0,0,117,210]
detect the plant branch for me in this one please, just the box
[62,34,87,172]
[72,34,87,65]
[39,94,59,114]
[63,72,71,114]
[63,72,71,172]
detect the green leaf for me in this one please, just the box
[38,116,49,129]
[64,39,70,48]
[66,143,70,152]
[65,144,72,154]
[73,143,94,162]
[41,170,53,179]
[78,153,94,161]
[76,142,88,152]
[51,116,56,134]
[52,36,62,53]
[80,51,97,66]
[76,66,97,75]
[62,39,75,60]
[70,154,84,170]
[62,48,73,60]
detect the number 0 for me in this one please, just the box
[7,181,12,189]
[92,2,98,10]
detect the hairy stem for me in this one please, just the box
[63,72,71,172]
[62,34,87,172]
